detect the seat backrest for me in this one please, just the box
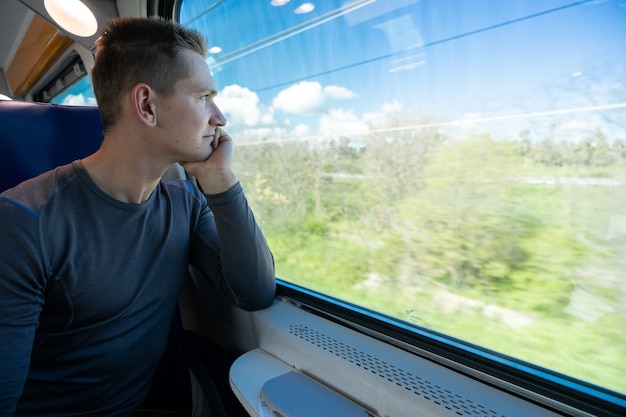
[0,100,103,193]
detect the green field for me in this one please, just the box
[235,126,626,395]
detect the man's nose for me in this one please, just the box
[209,102,226,126]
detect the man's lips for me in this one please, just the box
[203,134,218,150]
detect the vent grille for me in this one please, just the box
[289,324,505,417]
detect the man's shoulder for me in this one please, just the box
[0,162,78,216]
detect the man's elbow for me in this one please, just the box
[238,276,276,311]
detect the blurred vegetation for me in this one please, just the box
[233,116,626,395]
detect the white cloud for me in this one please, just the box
[293,124,311,137]
[382,99,404,113]
[363,100,406,125]
[273,81,325,115]
[324,85,357,100]
[217,85,273,127]
[319,108,369,138]
[273,81,357,115]
[61,94,97,107]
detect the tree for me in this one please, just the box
[360,114,444,230]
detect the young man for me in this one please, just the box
[0,17,275,416]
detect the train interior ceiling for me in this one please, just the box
[0,0,116,101]
[1,1,626,417]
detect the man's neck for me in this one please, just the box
[81,139,168,204]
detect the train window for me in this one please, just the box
[44,58,96,106]
[49,74,96,106]
[179,0,626,398]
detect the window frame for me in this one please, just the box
[277,280,626,416]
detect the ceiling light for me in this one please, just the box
[208,46,222,54]
[44,0,98,37]
[294,3,315,14]
[271,0,290,5]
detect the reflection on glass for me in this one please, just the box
[185,0,626,394]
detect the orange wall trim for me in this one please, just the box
[7,15,73,97]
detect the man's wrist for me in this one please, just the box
[195,170,238,195]
[204,181,241,200]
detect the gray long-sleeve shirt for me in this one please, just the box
[0,161,275,416]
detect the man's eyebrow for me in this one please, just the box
[199,88,218,96]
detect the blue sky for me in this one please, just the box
[61,0,626,143]
[181,0,626,144]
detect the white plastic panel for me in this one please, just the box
[230,299,567,417]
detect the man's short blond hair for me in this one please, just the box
[91,17,208,130]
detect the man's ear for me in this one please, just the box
[131,83,157,127]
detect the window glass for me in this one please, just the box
[180,0,626,395]
[50,75,97,106]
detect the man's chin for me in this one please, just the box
[180,150,213,164]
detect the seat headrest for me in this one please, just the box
[0,101,103,192]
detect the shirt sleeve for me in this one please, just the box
[0,199,47,415]
[189,182,276,311]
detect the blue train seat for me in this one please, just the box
[0,100,103,192]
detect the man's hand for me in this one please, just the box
[181,128,238,194]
